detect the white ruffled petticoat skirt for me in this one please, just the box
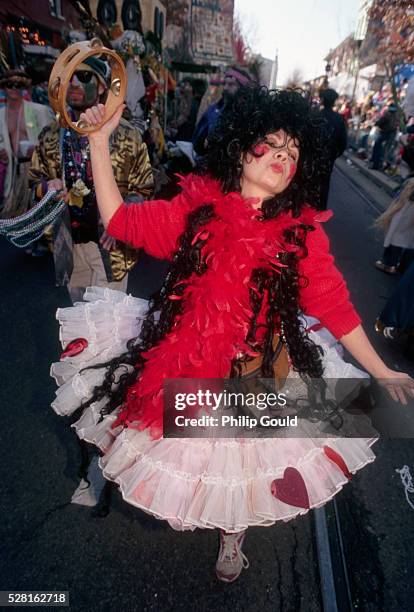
[50,287,379,533]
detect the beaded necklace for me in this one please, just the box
[62,128,95,217]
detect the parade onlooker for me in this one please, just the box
[375,260,414,361]
[356,109,376,159]
[169,78,199,142]
[340,99,352,127]
[318,88,347,209]
[0,69,53,218]
[196,77,223,125]
[402,75,414,121]
[374,148,414,274]
[369,101,399,170]
[192,66,253,156]
[28,56,154,304]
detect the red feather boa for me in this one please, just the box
[111,175,332,439]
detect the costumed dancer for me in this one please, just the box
[51,87,414,583]
[28,56,154,304]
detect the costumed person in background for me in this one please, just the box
[195,75,223,125]
[374,142,414,274]
[169,78,199,143]
[51,87,414,583]
[0,69,53,218]
[192,66,253,157]
[28,56,154,304]
[318,88,347,210]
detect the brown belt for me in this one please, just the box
[228,334,289,389]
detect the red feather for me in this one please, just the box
[108,175,331,438]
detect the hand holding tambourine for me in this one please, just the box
[78,102,126,142]
[48,38,127,135]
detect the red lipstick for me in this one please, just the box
[270,162,284,173]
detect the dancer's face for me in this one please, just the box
[240,129,300,201]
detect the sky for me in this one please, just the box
[234,0,361,85]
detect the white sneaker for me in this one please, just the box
[375,319,400,340]
[215,530,250,583]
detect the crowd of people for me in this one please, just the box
[334,78,413,177]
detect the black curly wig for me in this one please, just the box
[75,86,330,427]
[203,85,331,212]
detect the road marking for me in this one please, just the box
[314,507,339,612]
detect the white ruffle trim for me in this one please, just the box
[50,287,379,532]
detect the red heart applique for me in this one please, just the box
[60,338,88,359]
[323,445,352,480]
[271,467,310,509]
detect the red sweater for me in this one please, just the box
[107,180,361,340]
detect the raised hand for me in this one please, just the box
[79,103,125,142]
[82,104,125,227]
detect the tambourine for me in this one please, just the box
[48,38,127,135]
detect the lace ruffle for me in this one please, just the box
[51,287,379,532]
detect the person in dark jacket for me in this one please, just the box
[369,101,398,170]
[170,78,199,143]
[318,88,347,209]
[375,259,414,361]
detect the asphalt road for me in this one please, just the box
[328,161,414,612]
[1,163,413,612]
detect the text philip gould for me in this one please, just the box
[172,388,298,429]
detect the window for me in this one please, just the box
[97,0,117,27]
[153,5,164,40]
[154,7,159,35]
[49,0,63,19]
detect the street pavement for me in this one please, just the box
[329,162,414,612]
[1,163,414,612]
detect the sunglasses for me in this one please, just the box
[70,71,97,84]
[4,81,25,90]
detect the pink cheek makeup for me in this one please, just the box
[288,162,297,180]
[252,144,270,160]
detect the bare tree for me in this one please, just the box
[233,15,249,65]
[368,0,414,126]
[232,13,262,83]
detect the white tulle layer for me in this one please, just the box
[51,287,379,533]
